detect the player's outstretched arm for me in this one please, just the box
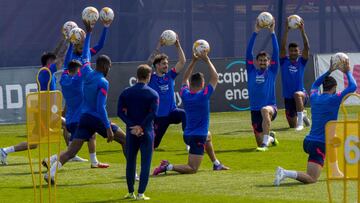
[246,22,259,71]
[311,59,336,91]
[338,59,357,98]
[280,18,289,58]
[117,90,135,127]
[62,43,73,70]
[199,52,218,89]
[91,26,108,56]
[174,35,186,73]
[299,20,310,60]
[181,53,198,86]
[269,20,279,74]
[146,39,163,66]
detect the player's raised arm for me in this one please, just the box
[62,42,74,70]
[338,59,357,98]
[181,53,198,87]
[146,39,162,66]
[280,18,289,59]
[310,60,336,92]
[246,22,260,69]
[173,35,186,73]
[90,26,108,56]
[299,20,310,60]
[199,52,218,89]
[269,20,279,74]
[117,90,135,127]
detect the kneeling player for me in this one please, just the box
[44,37,125,183]
[246,20,279,152]
[153,51,229,175]
[274,59,357,185]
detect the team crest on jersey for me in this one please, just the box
[159,84,169,92]
[255,74,265,84]
[288,65,298,73]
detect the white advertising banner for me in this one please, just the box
[314,53,360,104]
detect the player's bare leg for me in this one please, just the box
[205,132,229,170]
[256,106,276,151]
[274,162,322,186]
[294,91,306,131]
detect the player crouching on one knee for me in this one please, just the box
[274,58,357,185]
[246,19,280,152]
[152,49,229,175]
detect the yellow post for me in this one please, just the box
[27,67,62,203]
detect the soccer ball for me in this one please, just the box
[62,21,78,39]
[100,7,114,25]
[69,28,85,45]
[160,30,177,46]
[331,52,349,70]
[257,12,274,28]
[193,39,210,55]
[82,7,99,26]
[288,15,302,29]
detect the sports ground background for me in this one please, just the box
[1,0,360,202]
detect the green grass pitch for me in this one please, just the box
[0,108,359,202]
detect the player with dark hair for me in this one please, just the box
[246,20,279,152]
[274,59,357,185]
[280,18,311,131]
[152,50,229,175]
[44,24,125,184]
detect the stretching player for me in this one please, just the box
[153,51,229,175]
[0,38,69,165]
[147,37,187,149]
[118,65,159,200]
[280,18,311,131]
[59,17,114,164]
[44,27,125,184]
[274,59,357,185]
[246,20,279,152]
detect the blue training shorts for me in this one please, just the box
[183,135,207,155]
[303,139,326,167]
[73,113,119,141]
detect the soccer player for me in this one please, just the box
[246,20,279,152]
[60,18,114,164]
[118,64,159,200]
[274,59,357,185]
[147,37,186,149]
[152,51,229,175]
[0,38,68,165]
[280,18,311,131]
[44,25,125,183]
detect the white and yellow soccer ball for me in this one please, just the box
[160,30,177,46]
[288,14,302,29]
[69,28,86,45]
[62,21,78,39]
[257,12,274,28]
[331,52,349,70]
[100,7,114,25]
[193,39,210,56]
[82,6,99,26]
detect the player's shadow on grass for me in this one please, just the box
[175,148,255,155]
[83,198,135,203]
[96,149,122,155]
[1,171,33,176]
[256,179,325,188]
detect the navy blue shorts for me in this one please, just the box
[284,92,309,118]
[66,123,78,141]
[183,135,207,155]
[73,113,119,141]
[251,106,277,134]
[303,139,325,167]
